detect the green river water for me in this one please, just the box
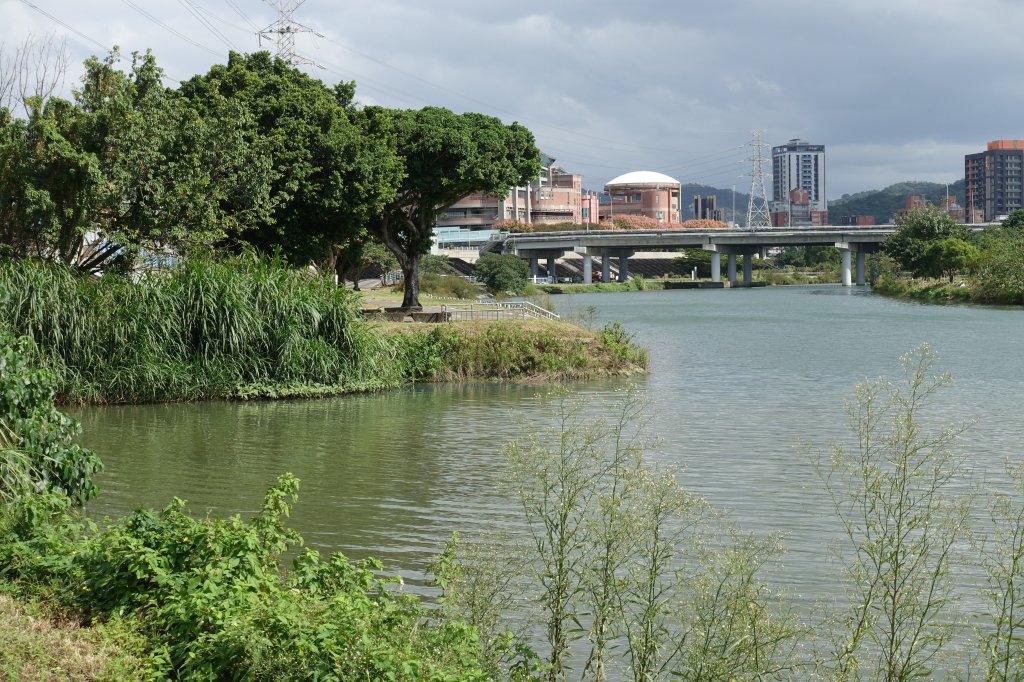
[75,285,1024,629]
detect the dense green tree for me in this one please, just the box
[882,207,971,278]
[996,208,1024,233]
[1,49,273,272]
[0,99,103,264]
[72,50,273,272]
[473,252,529,295]
[180,52,400,268]
[975,226,1024,304]
[361,106,540,309]
[674,248,713,277]
[776,245,841,269]
[920,236,979,283]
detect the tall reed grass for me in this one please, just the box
[0,255,403,403]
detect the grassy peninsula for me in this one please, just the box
[0,255,647,406]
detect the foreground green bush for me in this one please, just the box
[0,476,491,681]
[0,329,101,505]
[0,255,403,403]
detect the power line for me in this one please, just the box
[118,0,223,57]
[14,0,181,84]
[15,0,113,54]
[222,0,262,32]
[176,0,240,51]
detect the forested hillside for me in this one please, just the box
[829,179,967,224]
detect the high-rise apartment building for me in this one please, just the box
[771,139,827,227]
[965,140,1024,222]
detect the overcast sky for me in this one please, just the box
[3,0,1022,199]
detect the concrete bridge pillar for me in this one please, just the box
[601,255,611,283]
[727,254,737,285]
[547,256,558,283]
[711,251,721,282]
[582,253,592,284]
[530,258,539,281]
[840,248,852,286]
[618,254,629,282]
[856,251,866,286]
[743,253,753,286]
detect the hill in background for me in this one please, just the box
[827,179,966,224]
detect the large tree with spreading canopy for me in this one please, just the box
[179,52,401,268]
[362,106,540,309]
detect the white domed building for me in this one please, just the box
[604,171,681,223]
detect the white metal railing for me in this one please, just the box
[441,301,560,322]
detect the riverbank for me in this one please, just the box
[0,257,646,405]
[871,276,975,303]
[872,274,1023,306]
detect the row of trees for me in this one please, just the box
[882,208,1024,300]
[0,45,542,308]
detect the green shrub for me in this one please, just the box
[0,330,102,505]
[418,272,479,299]
[0,476,491,680]
[474,253,530,295]
[599,321,648,367]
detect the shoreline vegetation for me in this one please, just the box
[870,207,1024,307]
[0,255,644,678]
[0,255,648,406]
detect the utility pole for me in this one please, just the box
[258,0,321,67]
[746,130,771,230]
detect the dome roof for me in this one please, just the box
[605,170,680,188]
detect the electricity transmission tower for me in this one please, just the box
[258,0,321,66]
[746,130,772,229]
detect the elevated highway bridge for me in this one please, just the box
[483,226,898,287]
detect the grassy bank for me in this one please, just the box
[871,276,976,304]
[0,255,399,404]
[873,277,1024,306]
[0,594,149,680]
[0,257,646,404]
[388,319,647,382]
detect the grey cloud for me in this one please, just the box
[3,0,1019,197]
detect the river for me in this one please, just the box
[76,284,1024,632]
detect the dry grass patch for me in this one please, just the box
[0,595,147,681]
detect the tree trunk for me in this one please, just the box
[400,254,421,310]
